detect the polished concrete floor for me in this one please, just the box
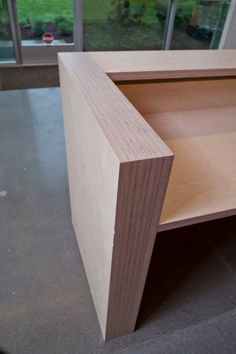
[0,88,236,354]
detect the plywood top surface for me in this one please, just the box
[89,50,236,80]
[145,107,236,231]
[58,53,172,163]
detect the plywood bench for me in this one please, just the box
[58,50,236,340]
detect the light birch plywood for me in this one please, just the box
[59,50,236,341]
[90,50,236,81]
[117,78,236,114]
[147,108,236,231]
[118,78,236,231]
[58,53,173,340]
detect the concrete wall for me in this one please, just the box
[0,65,59,90]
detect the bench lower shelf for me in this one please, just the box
[145,106,236,231]
[117,77,236,232]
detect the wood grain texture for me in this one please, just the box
[58,52,173,340]
[59,52,172,163]
[90,50,236,81]
[59,59,120,335]
[106,156,173,339]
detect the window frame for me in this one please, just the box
[2,0,234,65]
[7,0,83,64]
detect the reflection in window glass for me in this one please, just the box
[171,0,230,49]
[0,0,16,62]
[83,0,169,51]
[16,0,73,45]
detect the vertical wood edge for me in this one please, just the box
[105,155,173,340]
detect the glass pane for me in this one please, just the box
[83,0,169,51]
[16,0,73,45]
[0,0,16,62]
[171,0,230,49]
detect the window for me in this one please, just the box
[171,0,231,49]
[15,0,76,63]
[17,0,73,44]
[83,0,168,50]
[0,0,16,62]
[83,0,231,51]
[0,0,233,65]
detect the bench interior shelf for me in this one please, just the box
[117,78,236,231]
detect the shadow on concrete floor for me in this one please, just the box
[137,216,236,330]
[0,348,11,354]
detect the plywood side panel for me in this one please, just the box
[90,50,236,81]
[59,60,120,336]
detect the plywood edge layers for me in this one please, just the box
[58,53,172,164]
[105,155,173,340]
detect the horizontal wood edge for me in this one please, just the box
[107,68,236,82]
[158,208,236,232]
[89,50,236,81]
